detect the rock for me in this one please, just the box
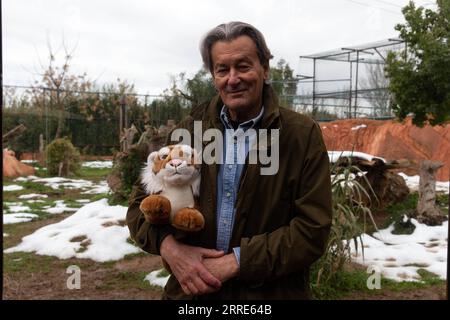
[3,149,36,178]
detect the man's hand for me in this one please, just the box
[160,235,224,296]
[203,253,239,283]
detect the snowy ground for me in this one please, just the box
[350,218,448,282]
[4,158,448,286]
[5,199,141,262]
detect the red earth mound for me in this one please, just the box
[319,117,449,181]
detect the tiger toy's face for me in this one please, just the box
[141,145,201,194]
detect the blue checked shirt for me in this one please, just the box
[217,105,264,266]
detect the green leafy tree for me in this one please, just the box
[270,59,298,108]
[385,0,450,126]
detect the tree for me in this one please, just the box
[179,69,216,106]
[385,0,450,126]
[31,40,93,140]
[270,59,298,108]
[361,63,391,117]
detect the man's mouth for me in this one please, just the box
[228,89,247,95]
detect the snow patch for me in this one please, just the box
[4,199,140,262]
[82,161,113,169]
[144,269,169,288]
[399,172,449,193]
[4,213,39,224]
[19,193,49,199]
[350,219,448,282]
[3,185,24,191]
[44,200,79,215]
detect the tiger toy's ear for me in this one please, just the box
[141,151,164,194]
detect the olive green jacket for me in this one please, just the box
[126,84,332,300]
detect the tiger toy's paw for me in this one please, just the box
[139,195,171,224]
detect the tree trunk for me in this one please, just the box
[54,89,64,140]
[416,160,446,225]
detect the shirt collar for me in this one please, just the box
[219,105,265,131]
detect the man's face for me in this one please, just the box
[211,35,269,113]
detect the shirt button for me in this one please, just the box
[226,192,231,197]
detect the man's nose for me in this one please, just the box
[170,159,182,167]
[227,69,240,86]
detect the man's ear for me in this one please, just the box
[263,65,270,81]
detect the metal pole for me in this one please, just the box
[354,50,360,118]
[312,58,316,115]
[349,53,352,119]
[119,95,126,139]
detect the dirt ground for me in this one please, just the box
[2,214,446,300]
[3,215,164,300]
[340,284,446,300]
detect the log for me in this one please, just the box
[3,124,26,143]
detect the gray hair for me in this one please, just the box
[200,21,273,73]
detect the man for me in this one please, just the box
[127,21,332,299]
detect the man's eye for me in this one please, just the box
[215,68,228,75]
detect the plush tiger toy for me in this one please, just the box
[139,144,205,232]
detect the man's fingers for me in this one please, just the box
[181,284,192,296]
[198,268,221,288]
[201,248,225,258]
[186,281,198,296]
[191,277,212,295]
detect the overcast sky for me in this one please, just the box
[3,0,437,95]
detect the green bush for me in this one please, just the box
[312,162,377,291]
[45,138,81,176]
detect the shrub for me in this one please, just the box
[45,138,81,176]
[311,162,378,295]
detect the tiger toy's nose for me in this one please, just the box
[170,159,183,167]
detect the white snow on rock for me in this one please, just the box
[21,160,37,164]
[3,185,24,192]
[144,269,169,288]
[350,219,448,282]
[351,124,367,131]
[18,194,49,199]
[328,151,386,163]
[4,213,39,224]
[82,161,113,169]
[4,199,140,262]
